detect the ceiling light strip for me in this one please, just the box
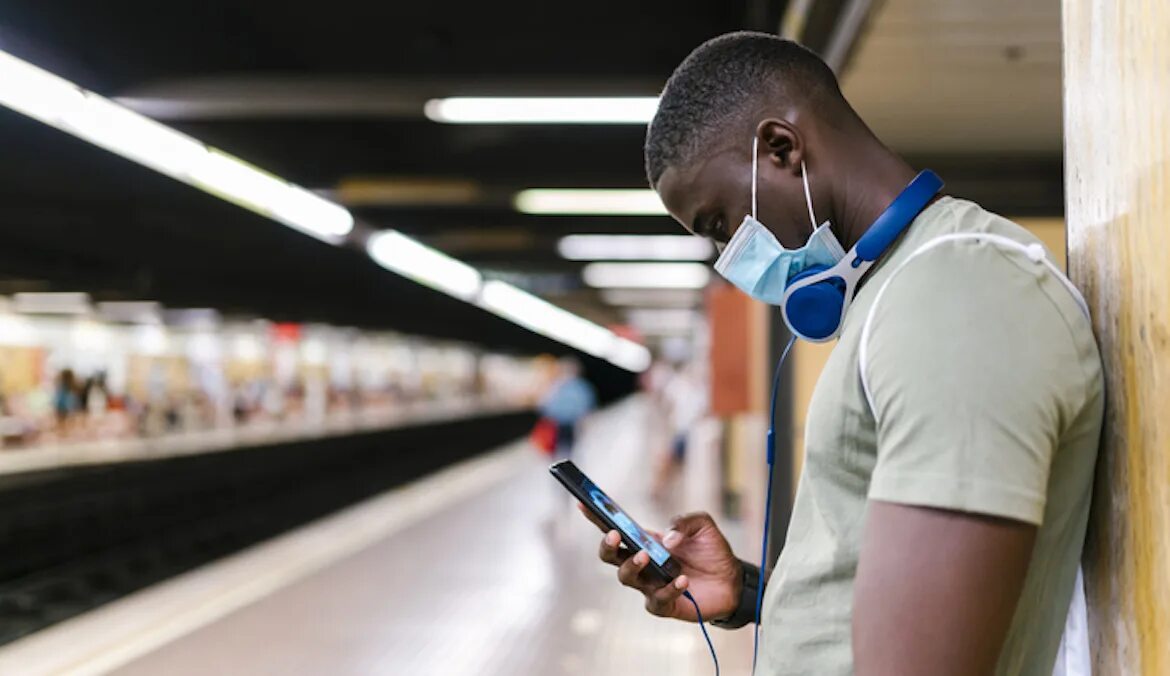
[0,50,650,372]
[0,50,353,243]
[424,97,659,124]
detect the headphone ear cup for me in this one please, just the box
[783,269,846,341]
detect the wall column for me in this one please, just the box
[1062,1,1170,673]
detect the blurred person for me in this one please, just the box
[80,371,110,437]
[82,371,109,417]
[538,357,597,460]
[539,358,598,533]
[651,361,708,503]
[52,368,81,433]
[581,32,1103,676]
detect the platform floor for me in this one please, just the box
[2,397,756,675]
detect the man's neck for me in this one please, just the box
[827,140,918,251]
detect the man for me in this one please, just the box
[581,32,1103,675]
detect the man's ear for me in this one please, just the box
[756,118,804,176]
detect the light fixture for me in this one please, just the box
[558,234,713,261]
[606,339,653,373]
[424,97,659,124]
[600,289,705,307]
[514,189,668,216]
[188,150,353,242]
[13,292,92,315]
[0,50,353,244]
[367,230,483,302]
[479,281,614,357]
[624,309,700,335]
[477,280,651,371]
[582,263,711,289]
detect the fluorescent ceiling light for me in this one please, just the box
[479,281,614,357]
[13,292,92,315]
[625,309,700,335]
[0,50,353,244]
[424,97,658,124]
[600,289,705,307]
[607,339,653,372]
[514,189,668,216]
[367,230,483,302]
[583,263,711,290]
[558,234,713,261]
[477,280,651,372]
[188,151,353,242]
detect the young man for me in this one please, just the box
[582,32,1103,675]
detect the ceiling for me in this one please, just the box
[843,0,1063,154]
[0,0,1065,353]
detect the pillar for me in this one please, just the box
[1062,1,1170,673]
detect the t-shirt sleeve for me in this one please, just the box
[859,239,1086,525]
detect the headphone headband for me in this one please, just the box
[855,170,944,263]
[780,170,944,342]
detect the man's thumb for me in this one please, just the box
[662,512,713,549]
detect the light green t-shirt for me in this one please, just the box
[758,197,1104,675]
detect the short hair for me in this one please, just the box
[645,32,844,187]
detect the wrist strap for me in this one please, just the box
[711,561,761,629]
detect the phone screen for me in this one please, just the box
[580,475,672,566]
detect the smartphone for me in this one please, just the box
[549,459,681,582]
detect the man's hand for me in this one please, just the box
[580,505,741,623]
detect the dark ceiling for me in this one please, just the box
[0,0,1062,352]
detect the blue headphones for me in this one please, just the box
[780,170,944,342]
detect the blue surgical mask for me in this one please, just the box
[713,138,845,305]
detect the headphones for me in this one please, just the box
[780,170,944,342]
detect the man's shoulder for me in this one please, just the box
[862,197,1099,389]
[906,197,1045,254]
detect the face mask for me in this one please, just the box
[713,137,845,305]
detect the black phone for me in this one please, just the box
[549,459,681,582]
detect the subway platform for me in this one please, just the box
[0,398,755,675]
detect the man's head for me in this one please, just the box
[646,32,866,250]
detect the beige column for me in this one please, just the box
[1063,1,1170,673]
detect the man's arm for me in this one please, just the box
[853,500,1036,676]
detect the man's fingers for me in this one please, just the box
[598,530,630,566]
[617,549,655,589]
[577,502,609,532]
[645,575,689,617]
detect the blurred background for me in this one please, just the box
[0,1,1069,674]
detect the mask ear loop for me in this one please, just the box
[801,160,817,230]
[751,136,759,220]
